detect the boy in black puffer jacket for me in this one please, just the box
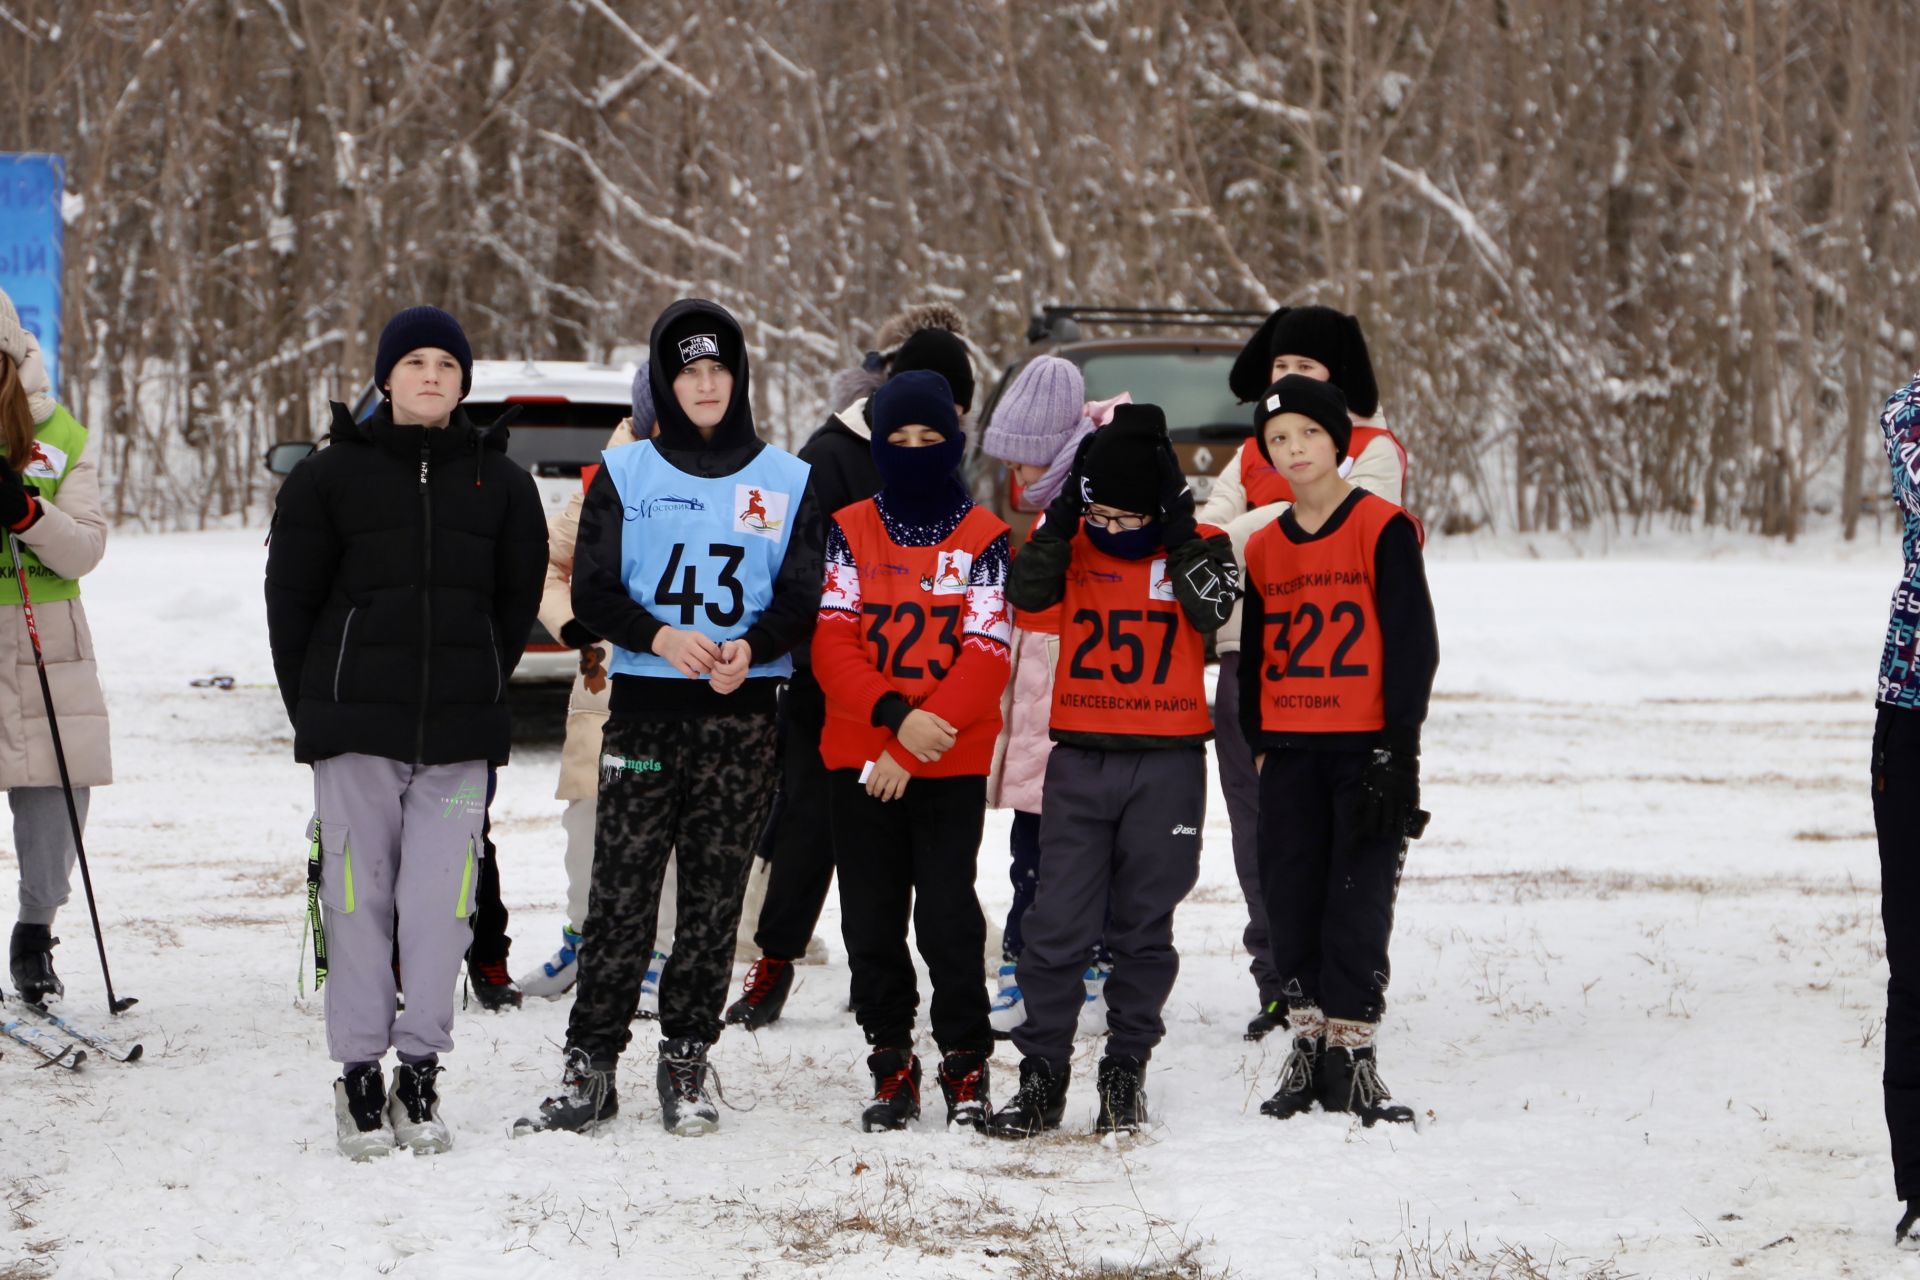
[266,306,548,1160]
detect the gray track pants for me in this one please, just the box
[11,786,90,927]
[314,754,486,1065]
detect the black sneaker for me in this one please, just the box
[936,1050,992,1131]
[1898,1199,1920,1249]
[657,1038,721,1136]
[1093,1055,1147,1135]
[1259,1035,1320,1120]
[1244,1001,1288,1041]
[1317,1045,1415,1126]
[9,923,62,1007]
[861,1048,921,1132]
[723,956,795,1030]
[466,958,523,1011]
[513,1048,618,1135]
[334,1063,396,1160]
[387,1061,452,1153]
[986,1056,1070,1140]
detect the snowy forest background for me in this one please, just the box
[3,0,1916,540]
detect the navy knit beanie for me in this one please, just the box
[375,306,473,397]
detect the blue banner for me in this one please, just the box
[0,154,64,395]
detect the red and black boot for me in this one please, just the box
[724,955,795,1030]
[861,1048,922,1132]
[936,1050,992,1132]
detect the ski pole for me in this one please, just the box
[7,532,135,1015]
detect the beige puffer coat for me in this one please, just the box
[0,433,111,790]
[540,419,638,801]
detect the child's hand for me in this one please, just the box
[709,639,752,694]
[896,709,958,762]
[866,749,911,801]
[652,626,721,678]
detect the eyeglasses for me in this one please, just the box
[1083,510,1150,532]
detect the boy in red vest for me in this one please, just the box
[989,405,1240,1138]
[813,370,1013,1132]
[1239,375,1438,1125]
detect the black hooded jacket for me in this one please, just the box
[571,298,825,718]
[265,400,548,765]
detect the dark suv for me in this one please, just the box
[970,306,1267,533]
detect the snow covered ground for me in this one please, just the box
[0,526,1906,1278]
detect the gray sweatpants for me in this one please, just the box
[314,754,485,1065]
[12,786,90,927]
[1012,746,1205,1065]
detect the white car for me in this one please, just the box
[270,359,639,684]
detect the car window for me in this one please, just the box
[1073,351,1248,441]
[464,402,631,477]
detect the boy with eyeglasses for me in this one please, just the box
[987,405,1239,1138]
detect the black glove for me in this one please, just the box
[559,618,600,649]
[1155,438,1198,549]
[1358,728,1429,841]
[1037,434,1097,542]
[0,463,30,528]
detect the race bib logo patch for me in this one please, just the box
[734,484,789,539]
[1148,559,1177,602]
[931,549,971,595]
[24,440,65,481]
[677,333,720,365]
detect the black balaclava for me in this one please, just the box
[870,369,968,525]
[647,299,757,463]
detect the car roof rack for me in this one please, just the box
[1028,305,1270,343]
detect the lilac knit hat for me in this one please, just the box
[983,356,1084,466]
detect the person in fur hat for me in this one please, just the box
[724,303,977,1031]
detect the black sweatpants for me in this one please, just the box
[830,770,992,1054]
[1876,703,1920,1198]
[568,712,779,1060]
[754,670,837,961]
[1257,747,1408,1024]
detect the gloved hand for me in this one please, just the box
[559,618,600,649]
[0,462,32,529]
[1037,433,1097,542]
[1155,438,1198,549]
[1358,727,1429,841]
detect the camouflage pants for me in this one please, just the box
[567,712,779,1060]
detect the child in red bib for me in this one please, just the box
[1238,375,1438,1126]
[813,370,1013,1133]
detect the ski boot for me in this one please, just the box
[1259,1034,1321,1120]
[335,1063,396,1161]
[1245,1001,1288,1042]
[10,923,62,1007]
[658,1038,721,1136]
[637,950,667,1020]
[1318,1044,1415,1126]
[937,1050,992,1132]
[1077,961,1111,1037]
[723,956,794,1030]
[466,957,522,1011]
[987,1056,1070,1139]
[515,926,582,1000]
[861,1048,921,1132]
[1093,1055,1147,1136]
[387,1059,452,1154]
[513,1047,618,1135]
[987,962,1026,1037]
[1898,1200,1920,1249]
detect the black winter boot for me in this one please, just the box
[1317,1044,1415,1126]
[1093,1055,1147,1135]
[936,1050,992,1131]
[987,1056,1070,1139]
[465,957,523,1011]
[1259,1034,1321,1120]
[10,923,62,1007]
[861,1048,921,1132]
[1898,1199,1920,1249]
[724,956,795,1030]
[1245,1001,1288,1041]
[658,1038,722,1135]
[514,1048,618,1135]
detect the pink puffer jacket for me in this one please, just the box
[986,618,1058,813]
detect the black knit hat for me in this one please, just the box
[660,310,744,380]
[375,306,473,397]
[1080,403,1167,515]
[1228,305,1378,417]
[889,328,975,412]
[1255,375,1353,464]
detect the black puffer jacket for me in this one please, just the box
[266,401,548,765]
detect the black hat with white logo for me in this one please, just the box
[660,311,743,380]
[1255,375,1352,464]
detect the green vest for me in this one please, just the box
[0,406,89,607]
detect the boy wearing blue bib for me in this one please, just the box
[517,300,824,1136]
